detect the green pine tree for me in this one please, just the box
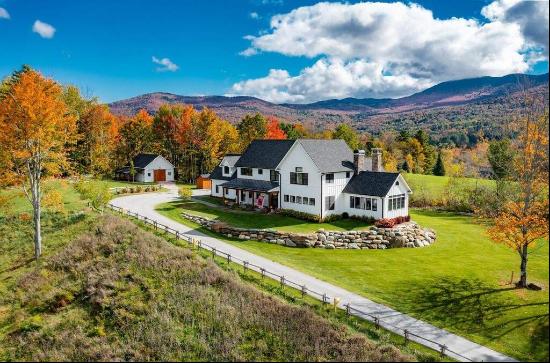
[433,152,446,176]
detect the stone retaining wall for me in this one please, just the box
[182,212,436,250]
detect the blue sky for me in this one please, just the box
[0,0,548,103]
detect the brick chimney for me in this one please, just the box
[353,149,366,175]
[372,148,383,172]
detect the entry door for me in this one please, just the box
[154,169,166,182]
[270,193,278,209]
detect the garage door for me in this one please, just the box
[153,169,166,182]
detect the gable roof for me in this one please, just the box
[129,153,161,168]
[220,154,241,167]
[296,139,355,173]
[235,140,295,169]
[342,171,402,197]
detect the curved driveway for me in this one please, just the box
[110,184,515,363]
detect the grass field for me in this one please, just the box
[158,202,549,362]
[162,200,373,233]
[0,179,436,361]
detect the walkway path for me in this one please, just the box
[110,185,516,362]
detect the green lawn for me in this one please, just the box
[161,200,373,233]
[94,179,156,189]
[158,202,549,362]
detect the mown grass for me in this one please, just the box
[158,201,549,362]
[1,215,415,361]
[168,200,373,233]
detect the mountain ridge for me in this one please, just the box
[108,72,548,140]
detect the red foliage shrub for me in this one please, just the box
[375,215,410,228]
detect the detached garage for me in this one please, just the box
[115,153,175,182]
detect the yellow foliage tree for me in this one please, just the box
[0,69,77,259]
[486,97,549,288]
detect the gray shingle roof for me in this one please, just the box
[210,166,236,181]
[220,154,241,167]
[342,171,401,197]
[297,139,355,173]
[235,140,295,169]
[220,178,279,192]
[132,153,159,168]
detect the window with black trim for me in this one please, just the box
[258,169,263,174]
[346,171,350,178]
[309,198,315,206]
[224,166,230,174]
[388,194,406,211]
[325,196,335,210]
[270,170,278,181]
[241,167,253,176]
[284,194,289,202]
[326,173,334,183]
[290,172,308,185]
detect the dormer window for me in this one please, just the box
[295,167,303,172]
[396,181,400,186]
[224,166,230,174]
[258,169,263,175]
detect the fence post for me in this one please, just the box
[439,344,446,358]
[260,268,265,279]
[333,297,340,312]
[280,276,285,288]
[345,304,350,317]
[212,248,216,258]
[243,261,248,273]
[322,293,327,305]
[154,221,157,230]
[227,254,231,263]
[374,317,380,329]
[301,285,307,298]
[197,240,202,248]
[404,329,409,345]
[176,231,179,240]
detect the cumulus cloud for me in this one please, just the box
[482,0,549,57]
[32,20,56,38]
[0,7,10,19]
[152,56,179,72]
[250,12,261,20]
[231,1,547,103]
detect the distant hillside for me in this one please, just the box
[109,73,548,140]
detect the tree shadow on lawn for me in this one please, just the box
[399,277,549,347]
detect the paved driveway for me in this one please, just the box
[110,185,516,363]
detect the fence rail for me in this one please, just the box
[107,203,474,362]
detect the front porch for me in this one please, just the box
[220,178,280,210]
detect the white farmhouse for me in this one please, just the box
[209,139,411,220]
[115,153,175,182]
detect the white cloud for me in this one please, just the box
[32,20,56,38]
[0,7,10,19]
[482,0,549,57]
[231,1,547,103]
[152,56,179,72]
[250,12,260,20]
[239,47,259,57]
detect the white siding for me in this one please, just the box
[142,156,175,182]
[278,143,322,216]
[211,179,236,200]
[237,167,270,181]
[341,194,383,219]
[383,177,410,218]
[321,171,352,219]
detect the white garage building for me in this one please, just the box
[115,153,175,183]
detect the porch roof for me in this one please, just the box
[220,178,279,193]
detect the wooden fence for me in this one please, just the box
[107,203,475,362]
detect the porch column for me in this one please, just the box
[222,187,226,205]
[236,189,240,204]
[268,192,272,209]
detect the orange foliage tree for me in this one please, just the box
[486,95,549,288]
[0,69,77,259]
[266,116,287,140]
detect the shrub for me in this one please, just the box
[350,215,376,224]
[135,186,143,193]
[279,209,321,222]
[375,215,410,228]
[75,181,111,211]
[178,187,193,201]
[375,218,396,228]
